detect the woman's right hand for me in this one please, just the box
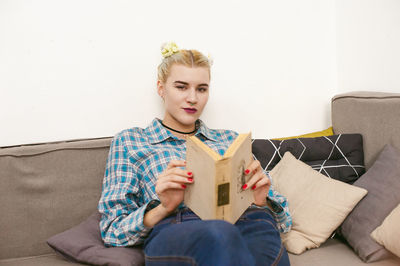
[155,160,194,213]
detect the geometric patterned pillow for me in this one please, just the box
[252,134,365,184]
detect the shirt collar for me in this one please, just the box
[145,118,218,144]
[196,119,218,142]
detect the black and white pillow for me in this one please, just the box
[252,134,365,184]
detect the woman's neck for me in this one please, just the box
[161,120,196,133]
[160,119,198,139]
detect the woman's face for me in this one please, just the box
[158,64,210,131]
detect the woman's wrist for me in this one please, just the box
[157,204,174,217]
[143,204,172,228]
[253,198,272,209]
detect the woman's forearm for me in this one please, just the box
[143,204,171,228]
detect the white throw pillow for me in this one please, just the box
[371,203,400,258]
[270,152,368,255]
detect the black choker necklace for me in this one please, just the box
[161,121,198,135]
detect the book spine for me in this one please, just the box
[215,158,231,220]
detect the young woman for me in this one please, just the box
[98,42,292,266]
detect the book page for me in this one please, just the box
[184,137,219,220]
[227,133,254,223]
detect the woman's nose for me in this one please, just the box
[187,88,198,103]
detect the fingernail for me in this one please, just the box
[182,184,187,188]
[187,172,193,176]
[188,178,193,182]
[251,185,256,190]
[242,184,248,190]
[245,169,250,175]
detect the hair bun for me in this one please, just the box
[161,42,180,58]
[207,53,214,66]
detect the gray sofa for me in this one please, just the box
[1,91,400,266]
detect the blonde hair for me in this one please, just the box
[157,45,212,83]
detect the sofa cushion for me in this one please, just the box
[371,203,400,258]
[339,144,400,262]
[47,212,144,266]
[269,152,367,255]
[0,253,86,266]
[288,238,400,266]
[0,137,112,260]
[252,134,365,184]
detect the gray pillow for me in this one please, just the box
[339,144,400,262]
[47,212,144,266]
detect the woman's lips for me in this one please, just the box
[183,108,197,114]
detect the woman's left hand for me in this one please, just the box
[242,159,271,207]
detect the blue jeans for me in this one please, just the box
[143,207,290,266]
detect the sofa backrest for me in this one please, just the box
[0,137,112,259]
[332,91,400,170]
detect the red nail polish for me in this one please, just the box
[242,184,248,190]
[188,172,193,176]
[182,184,187,188]
[251,185,256,190]
[245,169,250,175]
[188,178,193,182]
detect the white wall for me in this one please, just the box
[3,0,396,147]
[336,0,400,93]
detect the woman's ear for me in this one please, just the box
[157,80,164,99]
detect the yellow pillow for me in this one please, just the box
[273,127,334,140]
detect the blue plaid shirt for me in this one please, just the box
[98,118,292,246]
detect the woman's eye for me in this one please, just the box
[198,87,208,92]
[176,86,186,90]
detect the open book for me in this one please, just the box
[184,133,253,224]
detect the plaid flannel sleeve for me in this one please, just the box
[250,171,292,234]
[98,134,159,246]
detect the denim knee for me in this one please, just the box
[192,220,255,265]
[197,220,242,246]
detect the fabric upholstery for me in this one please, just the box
[0,254,85,266]
[288,238,400,266]
[332,91,400,169]
[272,127,333,140]
[339,144,400,262]
[371,203,400,258]
[269,152,367,255]
[47,212,144,266]
[2,239,399,266]
[0,137,112,259]
[252,134,365,184]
